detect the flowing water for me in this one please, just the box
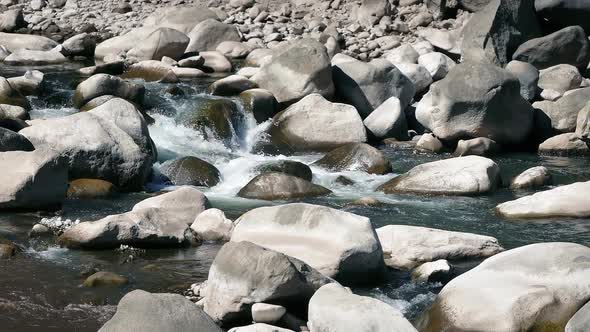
[1,64,590,331]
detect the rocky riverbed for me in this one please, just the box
[1,0,590,331]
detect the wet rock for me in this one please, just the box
[0,77,30,110]
[239,88,277,123]
[533,88,590,133]
[186,19,241,53]
[142,6,219,35]
[0,32,58,51]
[335,175,355,186]
[416,133,444,153]
[510,166,552,190]
[231,203,384,283]
[59,186,210,249]
[0,149,67,210]
[160,156,221,187]
[3,50,66,66]
[497,181,590,218]
[363,96,408,141]
[209,75,258,96]
[346,196,382,207]
[61,33,96,58]
[188,98,240,141]
[99,289,222,332]
[512,25,590,70]
[538,64,582,95]
[270,94,367,152]
[251,39,334,105]
[254,160,312,181]
[190,208,233,242]
[29,224,51,237]
[127,28,190,62]
[566,301,590,332]
[332,55,415,117]
[378,156,501,196]
[203,241,332,325]
[237,172,331,200]
[505,60,539,101]
[313,143,392,175]
[308,283,417,332]
[376,225,504,270]
[21,98,156,191]
[454,137,499,156]
[178,56,204,69]
[538,133,590,156]
[251,303,286,324]
[417,242,590,332]
[411,259,454,282]
[0,127,34,152]
[67,179,116,198]
[83,271,128,287]
[7,70,44,97]
[416,62,534,145]
[73,74,144,109]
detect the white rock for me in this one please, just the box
[510,166,552,189]
[251,303,286,324]
[363,96,408,140]
[418,52,456,80]
[411,259,452,282]
[190,208,234,241]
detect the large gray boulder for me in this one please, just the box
[363,96,408,140]
[61,33,96,58]
[0,32,58,51]
[59,187,210,249]
[535,0,590,35]
[0,127,34,152]
[0,149,68,210]
[127,28,190,62]
[270,94,366,152]
[7,70,44,96]
[99,289,222,332]
[0,9,25,33]
[203,241,332,325]
[454,137,499,156]
[251,39,334,105]
[3,50,67,66]
[505,60,539,101]
[497,181,590,218]
[142,6,220,34]
[510,166,552,189]
[231,203,385,283]
[313,143,392,175]
[308,283,417,332]
[417,242,590,332]
[462,0,541,66]
[415,62,534,145]
[21,98,156,191]
[332,54,415,117]
[567,301,590,332]
[378,156,501,196]
[376,225,503,270]
[512,25,590,70]
[95,27,158,60]
[533,88,590,133]
[185,19,241,53]
[73,74,144,109]
[237,172,331,200]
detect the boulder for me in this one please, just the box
[376,225,503,270]
[61,33,96,57]
[395,63,433,94]
[187,98,240,141]
[21,98,156,191]
[203,241,332,325]
[0,77,29,110]
[251,303,286,324]
[567,301,590,332]
[454,137,499,156]
[533,88,590,133]
[186,19,241,53]
[159,156,221,187]
[313,143,392,175]
[270,94,367,152]
[3,50,67,66]
[0,9,25,32]
[418,52,456,81]
[378,156,501,196]
[7,70,44,96]
[385,44,419,65]
[512,25,590,70]
[332,56,415,117]
[79,61,126,76]
[229,324,293,332]
[0,32,58,51]
[415,62,534,145]
[237,172,331,200]
[95,27,158,60]
[251,39,334,105]
[538,64,582,95]
[497,181,590,218]
[535,0,590,35]
[127,28,190,62]
[216,41,251,59]
[357,0,391,27]
[200,51,232,73]
[0,127,34,152]
[505,60,539,101]
[416,133,444,153]
[254,160,312,181]
[0,149,68,210]
[67,179,116,198]
[510,166,551,189]
[142,6,220,34]
[308,283,417,332]
[239,88,278,123]
[73,74,144,109]
[244,48,273,67]
[83,271,128,287]
[461,0,541,66]
[411,259,454,282]
[417,242,590,332]
[538,133,590,156]
[124,60,206,81]
[363,96,408,140]
[0,104,28,120]
[59,187,210,249]
[209,75,257,96]
[190,208,233,241]
[231,203,384,283]
[99,289,222,332]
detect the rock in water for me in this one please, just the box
[270,94,366,152]
[376,225,503,269]
[363,97,408,140]
[59,187,210,249]
[417,242,590,332]
[3,50,67,66]
[126,28,190,62]
[95,27,158,61]
[237,173,331,200]
[83,271,128,287]
[497,181,590,218]
[0,127,34,152]
[415,62,534,145]
[203,241,332,325]
[251,39,334,105]
[538,133,590,156]
[461,0,541,66]
[73,74,144,109]
[510,166,552,189]
[254,160,312,181]
[313,143,392,175]
[185,19,241,53]
[231,203,384,283]
[308,283,417,332]
[0,77,30,110]
[454,137,499,156]
[566,301,590,332]
[99,289,222,332]
[190,208,233,242]
[159,156,221,187]
[0,149,67,209]
[67,179,116,198]
[378,156,501,196]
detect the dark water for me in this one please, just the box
[1,65,589,331]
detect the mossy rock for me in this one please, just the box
[67,179,117,198]
[187,98,240,141]
[83,271,128,287]
[160,156,221,187]
[254,160,312,181]
[0,240,17,259]
[239,88,278,124]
